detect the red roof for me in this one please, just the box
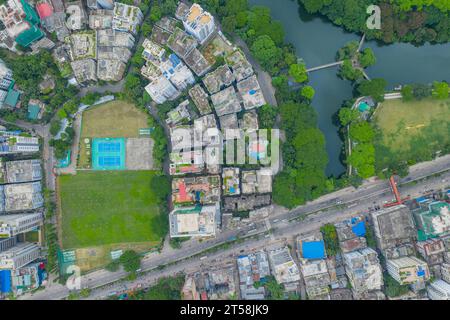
[201,292,208,300]
[36,3,53,19]
[178,181,189,202]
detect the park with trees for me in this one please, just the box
[298,0,450,45]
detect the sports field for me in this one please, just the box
[92,138,126,170]
[81,100,149,138]
[59,171,165,249]
[77,101,151,168]
[373,97,450,170]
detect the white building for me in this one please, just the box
[144,75,180,104]
[181,3,215,44]
[343,247,383,297]
[0,136,40,154]
[427,280,450,300]
[142,51,194,101]
[0,59,13,91]
[159,54,195,91]
[268,246,301,284]
[0,212,43,238]
[386,256,430,285]
[169,203,220,238]
[0,243,40,270]
[299,258,331,298]
[0,0,28,39]
[441,263,450,283]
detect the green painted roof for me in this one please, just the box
[21,0,40,25]
[4,89,20,107]
[414,201,450,240]
[27,104,41,120]
[15,25,44,47]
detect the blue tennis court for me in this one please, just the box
[92,138,126,170]
[98,142,121,153]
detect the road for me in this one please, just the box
[79,169,450,300]
[20,154,450,300]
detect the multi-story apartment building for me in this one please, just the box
[386,256,430,285]
[343,247,383,298]
[0,212,43,238]
[144,76,180,104]
[427,280,450,300]
[0,242,40,269]
[181,3,215,44]
[0,236,17,252]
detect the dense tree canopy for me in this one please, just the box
[356,78,388,102]
[432,81,449,99]
[301,85,315,100]
[359,48,376,68]
[273,103,328,208]
[250,35,283,72]
[401,84,414,101]
[347,142,376,178]
[258,104,278,129]
[289,63,308,83]
[298,0,450,44]
[119,250,141,273]
[349,121,375,143]
[338,107,360,126]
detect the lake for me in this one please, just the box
[250,0,450,177]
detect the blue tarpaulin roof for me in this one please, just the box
[0,270,12,293]
[351,221,366,237]
[169,54,181,67]
[302,241,325,259]
[415,196,428,203]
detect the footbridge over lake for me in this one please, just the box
[306,61,343,72]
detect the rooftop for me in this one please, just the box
[371,204,416,253]
[4,159,41,183]
[189,84,211,115]
[302,241,326,260]
[202,64,235,94]
[241,169,272,194]
[210,86,241,117]
[237,75,266,110]
[184,48,212,76]
[222,167,240,196]
[225,49,254,82]
[172,175,221,205]
[413,201,450,241]
[268,247,301,284]
[3,181,43,212]
[167,27,197,58]
[223,194,271,212]
[169,149,204,176]
[169,203,219,238]
[239,111,259,132]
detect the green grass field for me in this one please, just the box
[78,100,149,168]
[373,97,450,170]
[59,171,165,249]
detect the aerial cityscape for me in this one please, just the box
[0,0,450,306]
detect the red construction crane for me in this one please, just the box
[383,175,410,208]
